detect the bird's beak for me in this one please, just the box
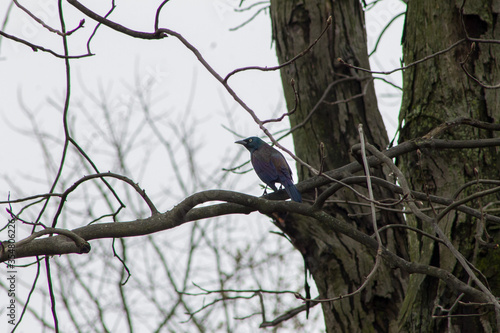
[235,140,246,145]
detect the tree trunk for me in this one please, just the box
[270,1,407,331]
[397,0,500,331]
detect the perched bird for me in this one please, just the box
[235,137,302,202]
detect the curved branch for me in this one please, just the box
[339,39,466,75]
[52,172,159,228]
[224,16,332,82]
[0,191,293,261]
[368,12,406,57]
[154,0,171,31]
[14,228,90,253]
[0,188,495,307]
[0,30,91,59]
[13,0,84,36]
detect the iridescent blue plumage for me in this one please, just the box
[235,137,302,202]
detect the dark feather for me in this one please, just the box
[236,137,302,202]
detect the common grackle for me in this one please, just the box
[235,137,302,202]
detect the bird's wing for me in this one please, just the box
[251,153,279,185]
[270,152,302,202]
[270,152,294,184]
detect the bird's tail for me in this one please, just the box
[284,182,302,203]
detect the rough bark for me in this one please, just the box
[397,1,500,331]
[270,1,407,332]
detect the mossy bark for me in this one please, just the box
[270,1,407,332]
[397,1,500,331]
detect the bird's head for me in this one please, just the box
[235,136,264,153]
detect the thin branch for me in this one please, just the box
[278,77,364,140]
[0,30,91,59]
[458,2,500,89]
[375,224,445,245]
[0,193,62,204]
[45,258,59,332]
[51,172,159,229]
[13,0,84,36]
[230,5,269,31]
[261,79,299,124]
[154,0,171,31]
[339,39,466,75]
[235,1,269,12]
[452,179,500,200]
[259,298,320,328]
[423,116,500,139]
[0,1,15,57]
[11,260,45,331]
[369,12,406,57]
[182,283,299,297]
[358,125,383,247]
[435,186,500,223]
[224,16,332,82]
[85,1,116,55]
[460,42,500,89]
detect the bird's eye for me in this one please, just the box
[249,139,253,142]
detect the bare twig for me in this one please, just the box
[423,117,500,139]
[0,30,91,59]
[259,298,320,328]
[460,43,500,89]
[154,0,171,31]
[85,1,116,55]
[369,12,406,57]
[14,227,89,252]
[51,172,159,228]
[261,79,299,124]
[339,39,466,75]
[13,0,84,36]
[230,5,269,31]
[224,16,332,82]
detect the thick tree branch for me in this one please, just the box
[1,187,495,307]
